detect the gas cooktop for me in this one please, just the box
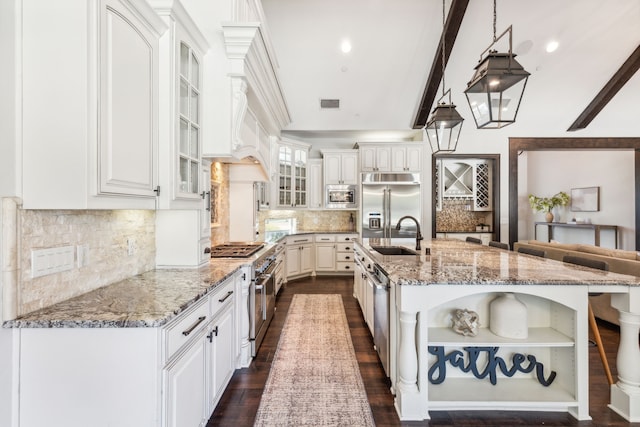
[210,242,265,258]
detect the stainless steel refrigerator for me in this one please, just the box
[361,173,421,238]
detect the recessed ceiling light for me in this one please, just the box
[546,40,559,53]
[341,39,352,54]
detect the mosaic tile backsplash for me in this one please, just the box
[436,199,493,232]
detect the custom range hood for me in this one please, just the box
[217,22,292,179]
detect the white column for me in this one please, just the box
[610,290,640,421]
[395,309,426,420]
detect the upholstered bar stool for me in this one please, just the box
[465,236,482,244]
[562,255,614,386]
[488,241,509,250]
[516,247,546,258]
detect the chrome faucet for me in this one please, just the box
[395,215,423,250]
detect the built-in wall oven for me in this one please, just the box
[250,247,280,356]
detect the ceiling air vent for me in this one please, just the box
[320,99,340,109]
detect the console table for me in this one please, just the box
[534,222,619,248]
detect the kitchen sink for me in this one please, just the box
[370,246,417,256]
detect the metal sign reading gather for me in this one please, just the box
[428,346,557,387]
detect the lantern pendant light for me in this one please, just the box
[464,0,530,129]
[426,0,464,154]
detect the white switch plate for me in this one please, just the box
[31,246,75,278]
[77,244,89,267]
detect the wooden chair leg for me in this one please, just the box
[588,302,614,385]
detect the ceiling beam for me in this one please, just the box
[567,44,640,131]
[412,0,469,129]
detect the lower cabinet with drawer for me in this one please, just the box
[14,271,242,427]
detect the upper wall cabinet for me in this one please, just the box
[275,139,310,208]
[152,0,210,209]
[358,143,422,173]
[359,145,391,172]
[437,158,493,211]
[322,150,359,185]
[20,0,168,209]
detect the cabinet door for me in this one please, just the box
[315,243,336,271]
[308,159,323,208]
[208,306,235,412]
[365,277,374,336]
[323,153,342,184]
[99,0,158,198]
[375,147,391,172]
[391,147,408,172]
[360,146,377,171]
[277,145,293,207]
[340,153,359,184]
[164,335,207,427]
[293,148,308,207]
[300,244,315,274]
[405,145,422,172]
[285,245,301,277]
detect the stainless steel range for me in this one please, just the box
[210,242,280,357]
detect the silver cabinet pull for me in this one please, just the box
[182,316,206,336]
[218,290,234,303]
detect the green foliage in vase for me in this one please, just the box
[528,191,570,213]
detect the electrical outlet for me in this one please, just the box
[127,238,135,256]
[31,246,75,278]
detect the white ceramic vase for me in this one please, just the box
[489,292,528,339]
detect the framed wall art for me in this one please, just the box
[570,186,600,212]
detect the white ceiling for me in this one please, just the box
[261,0,640,148]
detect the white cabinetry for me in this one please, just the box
[335,234,357,272]
[391,145,422,172]
[156,161,211,268]
[359,143,422,173]
[276,140,310,208]
[20,0,167,209]
[15,271,242,427]
[418,287,587,417]
[285,235,314,279]
[153,0,209,209]
[315,235,337,272]
[438,159,492,211]
[322,150,359,184]
[308,159,324,209]
[360,145,391,172]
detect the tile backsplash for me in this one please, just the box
[257,210,357,237]
[436,199,492,232]
[17,209,155,316]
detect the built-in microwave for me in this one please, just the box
[325,184,357,209]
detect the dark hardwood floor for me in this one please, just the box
[208,276,639,427]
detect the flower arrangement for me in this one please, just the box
[528,191,570,213]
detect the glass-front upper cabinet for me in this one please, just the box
[179,41,201,197]
[277,140,310,208]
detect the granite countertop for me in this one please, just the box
[357,238,640,288]
[4,259,250,329]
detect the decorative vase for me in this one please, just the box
[489,293,528,339]
[545,211,554,223]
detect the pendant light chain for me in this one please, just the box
[492,0,497,42]
[441,0,446,97]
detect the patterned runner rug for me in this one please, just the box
[254,294,376,426]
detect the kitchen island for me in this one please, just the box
[356,238,640,422]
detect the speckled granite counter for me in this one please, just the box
[358,237,640,287]
[358,238,640,423]
[3,258,250,329]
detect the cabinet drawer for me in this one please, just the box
[315,234,336,243]
[336,261,354,272]
[209,278,235,318]
[165,297,209,361]
[336,234,357,243]
[336,243,354,253]
[336,252,353,262]
[287,235,313,245]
